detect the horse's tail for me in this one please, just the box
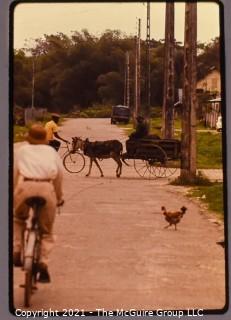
[121,152,130,166]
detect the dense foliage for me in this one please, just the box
[13,30,220,113]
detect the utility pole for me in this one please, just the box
[124,51,130,108]
[124,53,127,106]
[135,19,141,118]
[134,35,138,119]
[24,38,37,109]
[181,3,197,179]
[145,1,151,118]
[31,57,35,109]
[126,51,130,108]
[162,2,175,138]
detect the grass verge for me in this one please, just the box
[14,125,29,143]
[196,132,222,169]
[14,115,66,142]
[187,183,224,218]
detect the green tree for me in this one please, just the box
[13,29,219,114]
[14,50,33,107]
[197,37,220,80]
[97,71,123,104]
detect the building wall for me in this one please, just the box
[197,70,221,95]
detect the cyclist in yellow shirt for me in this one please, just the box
[45,113,69,151]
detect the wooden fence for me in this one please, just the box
[204,98,221,128]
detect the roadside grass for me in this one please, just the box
[13,115,66,142]
[14,125,29,143]
[187,183,224,218]
[117,122,134,136]
[196,132,222,169]
[78,105,112,118]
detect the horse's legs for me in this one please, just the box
[94,158,104,177]
[113,155,122,177]
[86,158,93,176]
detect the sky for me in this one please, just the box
[13,2,220,50]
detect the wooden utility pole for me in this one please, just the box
[162,2,175,138]
[181,3,197,179]
[126,52,130,108]
[134,36,138,118]
[137,19,141,116]
[124,53,127,106]
[31,57,35,109]
[135,19,141,118]
[124,51,130,107]
[145,1,151,118]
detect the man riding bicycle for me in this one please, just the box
[14,124,64,283]
[45,113,69,151]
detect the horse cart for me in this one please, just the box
[122,138,181,179]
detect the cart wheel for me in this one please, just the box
[148,159,166,177]
[162,160,179,178]
[134,159,155,179]
[147,145,168,178]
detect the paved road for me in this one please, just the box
[13,118,226,312]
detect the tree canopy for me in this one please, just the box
[13,30,220,113]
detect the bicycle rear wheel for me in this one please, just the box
[24,267,33,307]
[24,231,36,307]
[63,151,85,173]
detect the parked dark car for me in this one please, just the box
[111,105,130,124]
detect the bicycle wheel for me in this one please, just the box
[24,231,36,307]
[63,151,85,173]
[24,268,33,307]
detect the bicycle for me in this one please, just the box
[22,196,45,307]
[61,141,86,174]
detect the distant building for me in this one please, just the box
[197,69,221,97]
[196,68,221,128]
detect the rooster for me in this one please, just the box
[161,206,187,230]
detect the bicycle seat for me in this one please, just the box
[25,197,46,207]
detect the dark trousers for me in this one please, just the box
[48,139,61,151]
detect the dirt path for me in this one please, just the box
[13,118,226,312]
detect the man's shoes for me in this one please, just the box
[13,252,22,267]
[37,263,51,283]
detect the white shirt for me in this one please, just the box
[14,143,63,180]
